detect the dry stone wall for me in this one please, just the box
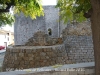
[3,45,68,71]
[3,31,94,71]
[3,38,94,71]
[25,31,63,46]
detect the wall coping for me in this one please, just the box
[7,44,64,49]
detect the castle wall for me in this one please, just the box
[14,14,46,45]
[14,6,60,45]
[44,6,60,37]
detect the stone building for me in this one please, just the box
[14,6,67,45]
[0,29,14,47]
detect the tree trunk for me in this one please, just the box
[90,0,100,75]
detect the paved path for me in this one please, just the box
[0,62,95,75]
[0,49,6,53]
[0,49,5,67]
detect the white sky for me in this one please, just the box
[2,25,14,32]
[42,0,57,5]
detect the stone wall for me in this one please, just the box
[3,39,94,71]
[14,5,92,46]
[61,21,91,40]
[43,6,60,37]
[14,13,46,45]
[25,31,63,46]
[3,45,68,71]
[64,35,94,63]
[14,6,60,45]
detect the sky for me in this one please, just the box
[3,0,57,32]
[42,0,57,5]
[1,25,14,32]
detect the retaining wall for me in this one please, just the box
[64,35,94,63]
[3,45,68,71]
[3,36,94,71]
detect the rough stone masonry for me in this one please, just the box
[2,6,94,71]
[3,45,68,71]
[2,32,94,71]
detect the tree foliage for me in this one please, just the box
[56,0,92,23]
[0,0,44,26]
[0,13,14,26]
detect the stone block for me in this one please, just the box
[31,49,36,52]
[35,57,40,60]
[28,54,33,57]
[31,54,34,57]
[35,62,40,67]
[45,56,49,59]
[24,57,29,60]
[82,59,87,61]
[69,71,77,75]
[60,71,69,75]
[46,52,50,55]
[26,50,32,53]
[19,53,24,57]
[20,61,24,65]
[29,57,34,60]
[13,49,20,52]
[77,70,85,75]
[24,53,28,57]
[14,61,19,65]
[40,52,46,56]
[30,61,34,65]
[84,57,89,59]
[40,57,46,60]
[25,61,29,65]
[84,69,95,74]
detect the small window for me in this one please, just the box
[48,28,52,36]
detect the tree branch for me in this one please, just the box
[0,2,14,13]
[0,9,9,12]
[6,3,12,10]
[83,8,93,18]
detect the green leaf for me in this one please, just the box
[56,0,91,23]
[0,0,44,26]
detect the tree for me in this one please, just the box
[56,0,100,75]
[0,0,44,26]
